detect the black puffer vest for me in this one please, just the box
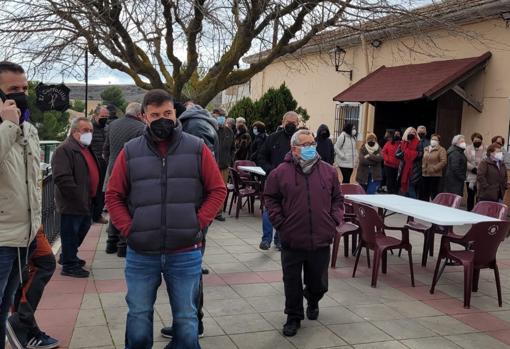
[124,125,204,254]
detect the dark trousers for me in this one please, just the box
[384,166,399,194]
[92,161,107,222]
[106,221,126,250]
[60,214,91,271]
[422,177,441,202]
[467,183,477,211]
[339,167,353,184]
[11,231,56,338]
[281,247,330,321]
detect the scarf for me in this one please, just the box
[296,155,320,174]
[364,142,379,154]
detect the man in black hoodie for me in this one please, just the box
[258,111,300,250]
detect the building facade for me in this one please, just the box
[247,1,510,145]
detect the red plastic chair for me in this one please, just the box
[446,201,508,250]
[234,160,257,180]
[472,201,508,220]
[430,221,510,308]
[404,193,462,267]
[228,168,258,218]
[330,184,365,268]
[353,203,415,288]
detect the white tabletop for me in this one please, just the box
[238,166,266,176]
[345,194,499,226]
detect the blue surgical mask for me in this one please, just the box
[217,116,225,126]
[300,146,317,161]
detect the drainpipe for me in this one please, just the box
[361,33,371,140]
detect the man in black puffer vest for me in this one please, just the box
[106,90,226,349]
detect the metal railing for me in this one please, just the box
[42,172,60,244]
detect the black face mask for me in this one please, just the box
[393,135,401,141]
[407,134,415,141]
[473,141,482,148]
[237,126,247,134]
[284,123,297,135]
[149,118,175,140]
[1,90,29,123]
[418,132,426,138]
[367,141,376,147]
[98,118,108,127]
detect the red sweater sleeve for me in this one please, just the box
[105,149,132,236]
[198,144,227,229]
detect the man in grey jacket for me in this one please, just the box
[103,102,145,257]
[0,61,41,349]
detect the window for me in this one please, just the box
[333,103,362,140]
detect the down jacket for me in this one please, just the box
[334,131,358,168]
[0,120,41,247]
[444,145,467,196]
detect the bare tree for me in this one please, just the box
[0,0,470,105]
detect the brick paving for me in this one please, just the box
[18,211,510,348]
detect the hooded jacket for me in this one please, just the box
[316,124,335,165]
[179,105,219,160]
[445,145,468,196]
[264,153,344,251]
[477,157,507,202]
[0,120,41,247]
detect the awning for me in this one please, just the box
[333,52,491,110]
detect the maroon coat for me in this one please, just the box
[264,153,344,251]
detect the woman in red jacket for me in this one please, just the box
[382,130,402,194]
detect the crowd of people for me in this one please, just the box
[334,123,508,206]
[0,57,509,349]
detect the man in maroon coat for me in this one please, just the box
[264,129,344,337]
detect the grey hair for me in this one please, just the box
[226,117,235,124]
[70,117,92,132]
[94,104,107,115]
[417,125,426,131]
[451,134,465,145]
[236,117,246,124]
[282,111,299,122]
[291,129,313,146]
[125,102,142,117]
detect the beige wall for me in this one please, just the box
[250,18,510,142]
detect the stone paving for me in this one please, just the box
[17,210,510,348]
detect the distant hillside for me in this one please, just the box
[68,84,146,102]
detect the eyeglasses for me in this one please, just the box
[297,142,317,147]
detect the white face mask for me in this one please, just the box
[351,129,357,137]
[253,128,259,136]
[79,132,93,146]
[430,140,439,147]
[495,152,504,161]
[458,142,467,149]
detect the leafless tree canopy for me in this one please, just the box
[0,0,441,105]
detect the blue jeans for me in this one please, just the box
[407,183,418,199]
[366,173,381,195]
[60,214,91,271]
[261,210,279,246]
[0,243,34,349]
[125,247,202,349]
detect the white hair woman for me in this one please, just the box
[444,134,468,196]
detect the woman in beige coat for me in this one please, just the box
[422,134,447,201]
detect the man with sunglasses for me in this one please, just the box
[264,129,344,337]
